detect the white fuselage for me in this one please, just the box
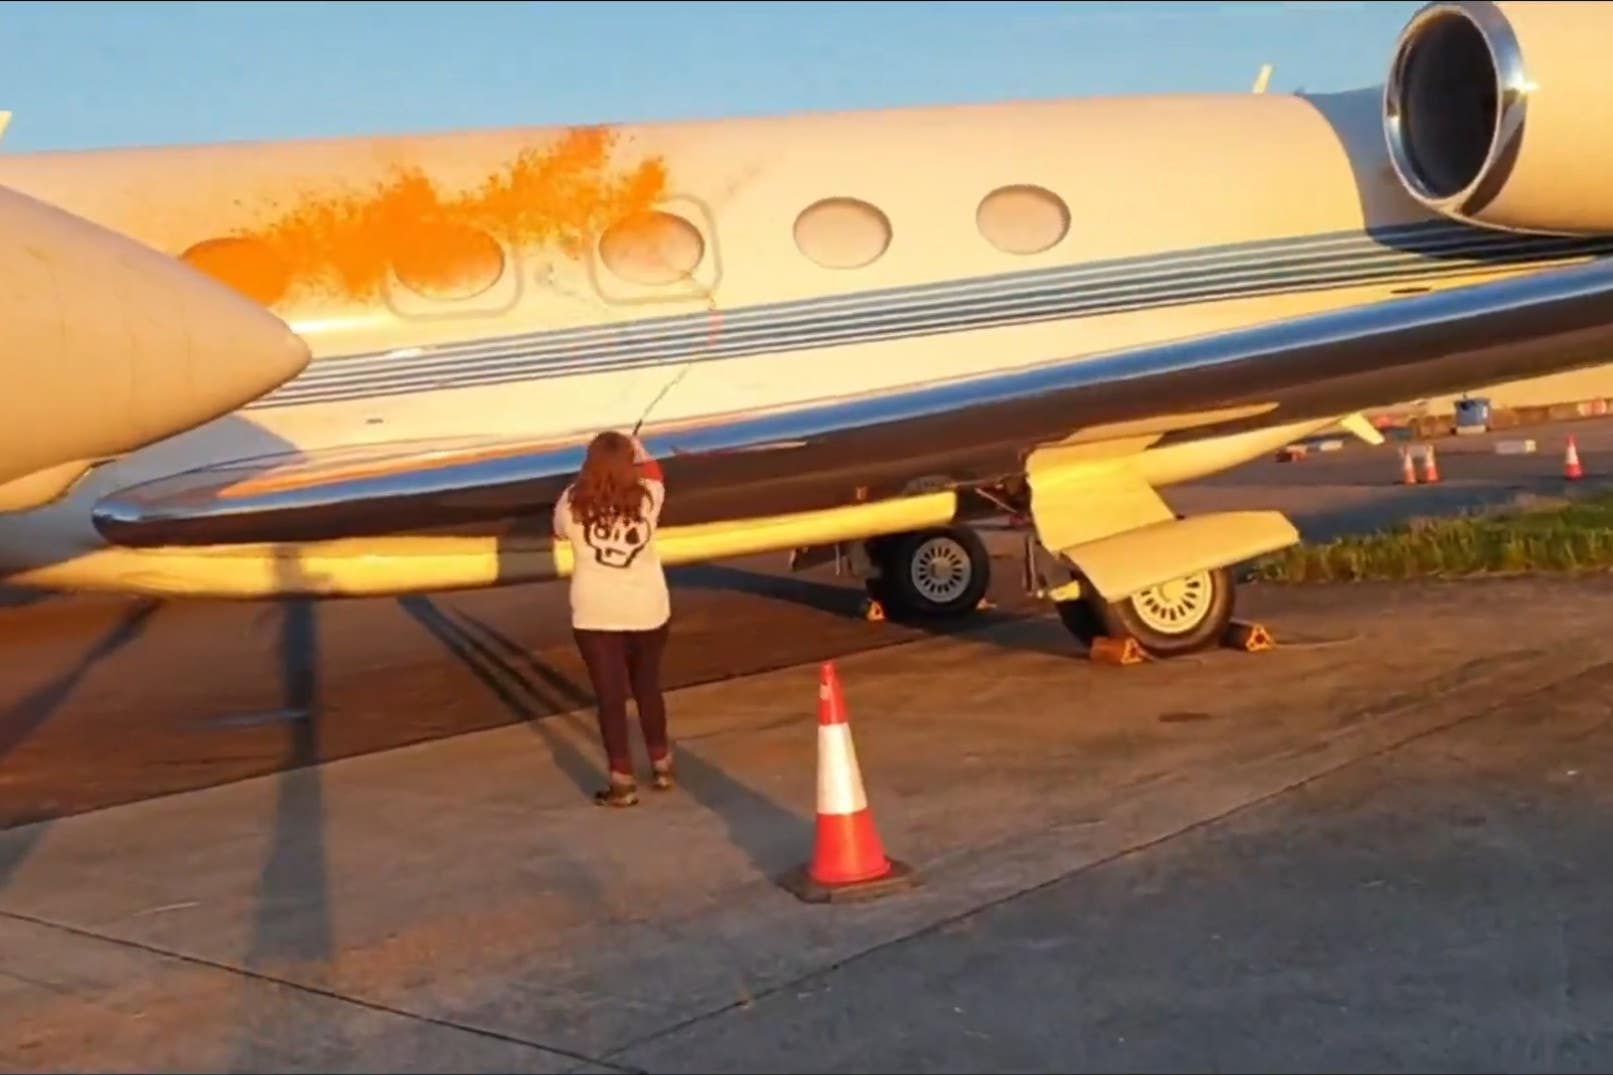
[0,85,1601,594]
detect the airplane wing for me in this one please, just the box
[92,252,1613,552]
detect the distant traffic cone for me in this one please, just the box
[781,662,917,903]
[1420,444,1440,483]
[1400,447,1418,485]
[1565,435,1584,480]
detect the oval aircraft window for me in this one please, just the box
[180,236,293,308]
[794,197,892,270]
[976,184,1070,255]
[393,222,506,301]
[599,210,706,286]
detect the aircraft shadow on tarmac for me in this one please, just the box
[0,821,47,897]
[229,556,352,1068]
[0,600,163,912]
[670,561,1079,659]
[0,598,160,774]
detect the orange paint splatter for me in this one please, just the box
[187,126,668,309]
[180,236,294,308]
[393,221,506,301]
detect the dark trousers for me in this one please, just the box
[572,624,670,777]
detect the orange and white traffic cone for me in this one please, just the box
[782,661,917,903]
[1420,444,1440,483]
[1400,447,1418,485]
[1565,435,1584,480]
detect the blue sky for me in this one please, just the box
[4,0,1424,153]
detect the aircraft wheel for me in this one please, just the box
[1095,565,1237,658]
[866,527,991,620]
[1054,597,1106,646]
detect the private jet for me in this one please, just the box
[0,0,1610,659]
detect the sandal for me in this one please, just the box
[650,754,675,791]
[593,778,639,807]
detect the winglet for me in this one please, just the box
[1251,64,1273,94]
[1339,412,1386,447]
[0,112,12,145]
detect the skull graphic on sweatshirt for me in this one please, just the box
[583,514,651,569]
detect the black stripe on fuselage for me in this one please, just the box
[249,221,1613,410]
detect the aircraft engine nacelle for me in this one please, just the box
[1383,0,1613,236]
[0,184,310,510]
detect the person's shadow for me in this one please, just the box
[402,593,814,882]
[396,595,602,799]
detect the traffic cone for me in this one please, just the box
[1420,444,1440,483]
[781,662,917,903]
[1400,447,1418,485]
[1565,436,1584,480]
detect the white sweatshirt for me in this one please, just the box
[552,457,670,633]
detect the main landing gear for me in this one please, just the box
[838,474,1278,662]
[855,521,1238,659]
[862,527,993,621]
[1050,564,1238,660]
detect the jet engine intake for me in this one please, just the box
[1383,1,1613,236]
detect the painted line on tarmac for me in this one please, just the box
[0,907,646,1075]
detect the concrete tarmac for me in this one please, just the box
[6,417,1613,1071]
[2,415,1612,827]
[6,577,1613,1072]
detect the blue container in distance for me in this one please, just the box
[1455,397,1491,433]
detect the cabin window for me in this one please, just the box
[599,210,706,286]
[393,223,506,301]
[179,236,293,308]
[793,197,892,269]
[976,184,1070,255]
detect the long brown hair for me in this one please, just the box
[569,430,651,530]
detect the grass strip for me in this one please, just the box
[1255,490,1613,582]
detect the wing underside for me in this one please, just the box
[93,253,1613,550]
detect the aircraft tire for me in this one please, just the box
[1093,565,1237,658]
[1054,596,1106,646]
[866,527,991,620]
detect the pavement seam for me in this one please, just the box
[597,650,1612,1064]
[0,907,643,1075]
